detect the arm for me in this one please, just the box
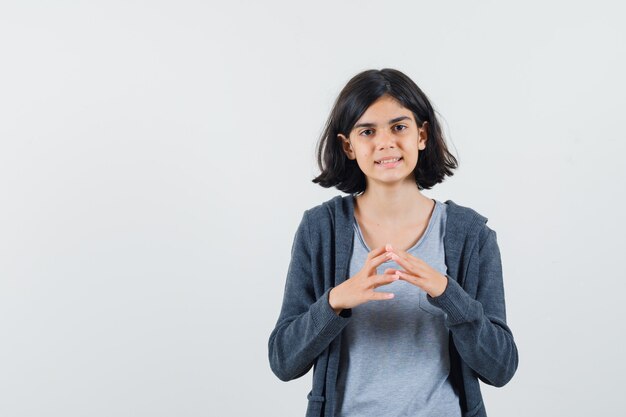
[267,211,350,382]
[427,226,519,387]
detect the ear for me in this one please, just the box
[418,121,429,150]
[337,133,355,159]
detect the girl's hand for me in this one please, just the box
[328,245,399,315]
[385,244,448,298]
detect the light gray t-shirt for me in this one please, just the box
[334,199,462,417]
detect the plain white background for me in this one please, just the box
[1,1,625,416]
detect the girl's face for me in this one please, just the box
[338,94,428,189]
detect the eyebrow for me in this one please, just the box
[353,115,412,129]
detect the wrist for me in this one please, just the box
[431,274,449,298]
[328,287,343,315]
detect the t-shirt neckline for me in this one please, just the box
[352,199,440,256]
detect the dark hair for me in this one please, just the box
[312,68,458,194]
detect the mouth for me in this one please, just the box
[375,157,403,166]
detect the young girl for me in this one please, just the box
[268,68,518,417]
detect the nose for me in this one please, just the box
[376,129,396,150]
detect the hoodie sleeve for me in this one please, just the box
[426,225,519,387]
[268,210,350,382]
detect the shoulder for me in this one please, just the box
[443,199,495,243]
[298,194,352,241]
[443,199,488,224]
[302,194,349,222]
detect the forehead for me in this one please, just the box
[358,95,412,121]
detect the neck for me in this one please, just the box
[355,181,432,226]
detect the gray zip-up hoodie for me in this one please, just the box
[268,194,518,417]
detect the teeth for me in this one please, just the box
[377,158,400,164]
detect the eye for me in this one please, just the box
[394,124,407,132]
[359,129,374,136]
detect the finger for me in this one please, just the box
[395,270,423,286]
[370,291,395,301]
[367,245,388,260]
[395,247,419,259]
[389,251,413,272]
[369,250,393,268]
[394,249,424,269]
[373,273,399,288]
[383,267,398,275]
[391,251,427,276]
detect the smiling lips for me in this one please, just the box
[375,157,403,167]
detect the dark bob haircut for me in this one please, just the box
[312,68,458,194]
